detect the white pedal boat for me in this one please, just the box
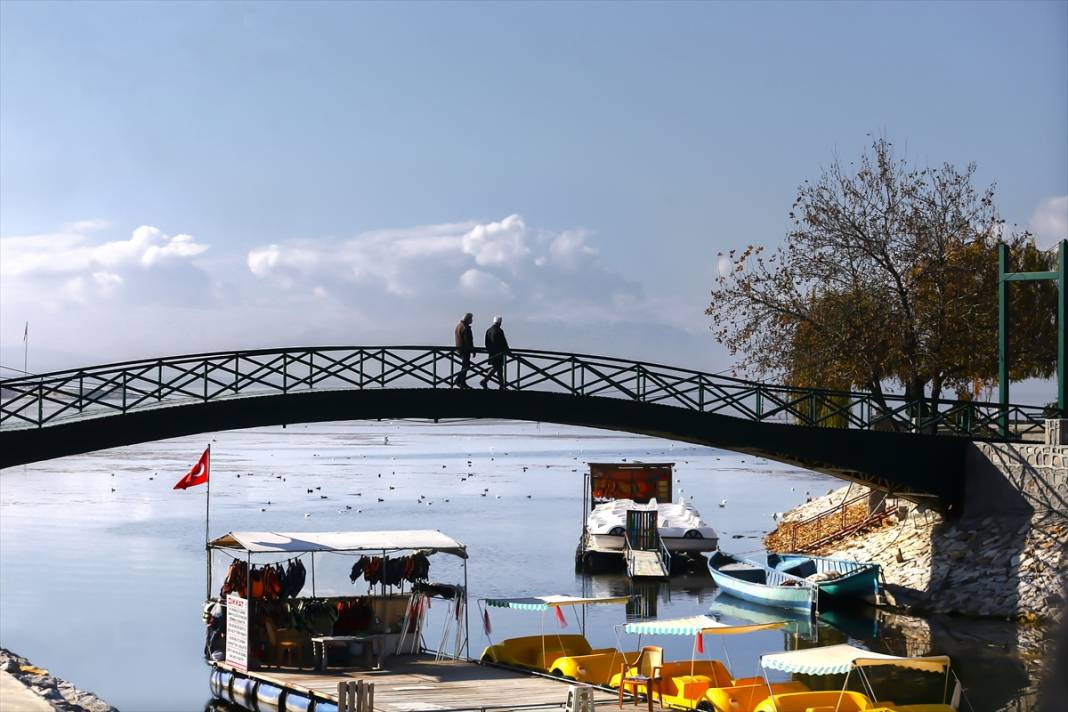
[584,498,719,553]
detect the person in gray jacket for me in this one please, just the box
[481,315,509,390]
[452,313,474,388]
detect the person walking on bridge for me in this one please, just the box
[452,313,474,388]
[481,316,510,390]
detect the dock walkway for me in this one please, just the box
[218,656,621,711]
[627,549,669,578]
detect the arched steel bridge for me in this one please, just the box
[0,346,1048,510]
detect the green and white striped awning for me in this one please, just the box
[761,644,950,675]
[623,615,785,636]
[483,595,630,611]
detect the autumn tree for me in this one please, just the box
[707,137,1058,413]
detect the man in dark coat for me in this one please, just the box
[480,315,510,390]
[452,313,474,388]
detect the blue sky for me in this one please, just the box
[1,1,1065,401]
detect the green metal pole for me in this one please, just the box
[998,243,1010,438]
[1059,240,1067,415]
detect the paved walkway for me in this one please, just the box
[0,669,53,712]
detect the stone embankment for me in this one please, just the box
[0,649,116,712]
[764,420,1068,623]
[816,496,1064,621]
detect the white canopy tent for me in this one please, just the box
[208,529,468,557]
[483,595,630,611]
[614,614,788,682]
[761,643,949,675]
[623,614,786,637]
[208,529,471,659]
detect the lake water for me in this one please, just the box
[0,420,1050,711]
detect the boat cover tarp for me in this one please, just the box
[624,615,785,636]
[208,530,467,558]
[761,643,950,675]
[483,595,630,610]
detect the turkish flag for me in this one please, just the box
[174,447,210,490]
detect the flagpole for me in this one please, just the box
[205,443,211,601]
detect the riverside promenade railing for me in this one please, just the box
[0,346,1048,441]
[764,492,899,553]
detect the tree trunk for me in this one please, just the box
[866,380,896,431]
[926,374,944,435]
[904,377,928,433]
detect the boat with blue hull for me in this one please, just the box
[708,552,880,613]
[708,552,817,612]
[767,553,881,603]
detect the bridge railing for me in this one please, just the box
[0,346,1048,441]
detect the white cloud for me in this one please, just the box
[92,271,124,296]
[2,224,208,279]
[1031,196,1068,249]
[0,222,211,307]
[461,214,529,269]
[1,214,716,376]
[244,214,641,321]
[547,229,598,269]
[459,268,512,298]
[62,218,112,233]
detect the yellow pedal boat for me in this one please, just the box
[477,594,637,686]
[609,614,808,710]
[756,643,965,712]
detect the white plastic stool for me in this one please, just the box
[565,684,596,712]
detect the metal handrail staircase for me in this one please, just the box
[766,492,900,554]
[624,511,671,579]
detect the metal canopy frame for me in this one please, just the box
[998,239,1066,437]
[209,530,472,661]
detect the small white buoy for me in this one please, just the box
[719,499,727,507]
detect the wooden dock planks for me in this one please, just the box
[627,550,669,579]
[218,656,620,711]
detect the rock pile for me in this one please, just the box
[768,484,1068,622]
[0,648,117,712]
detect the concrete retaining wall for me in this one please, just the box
[965,421,1068,519]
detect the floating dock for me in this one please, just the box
[213,656,620,711]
